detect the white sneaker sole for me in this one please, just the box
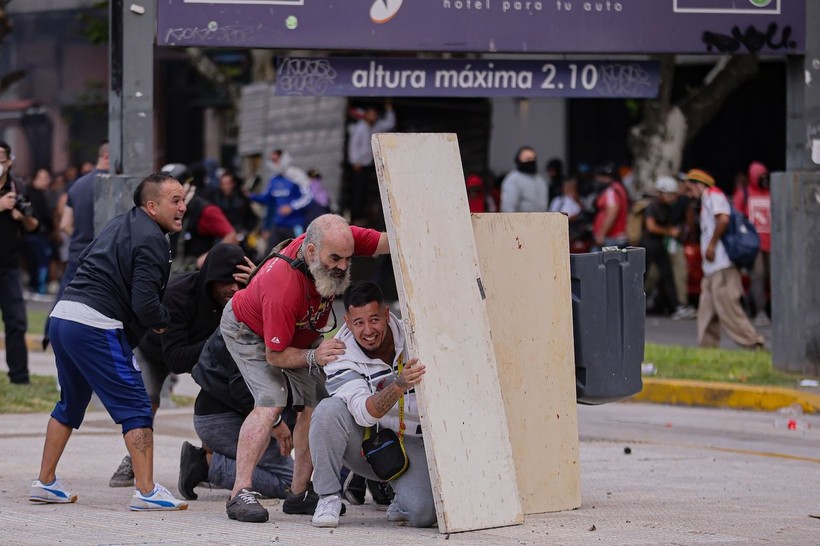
[312,517,339,528]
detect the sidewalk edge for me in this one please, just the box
[633,378,820,414]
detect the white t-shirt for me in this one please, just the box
[699,187,733,276]
[548,195,582,218]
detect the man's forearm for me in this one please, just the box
[365,382,405,419]
[266,346,309,369]
[21,215,39,232]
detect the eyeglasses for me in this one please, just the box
[308,298,338,334]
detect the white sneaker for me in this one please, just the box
[671,306,696,320]
[386,501,407,522]
[29,478,78,504]
[754,313,771,326]
[312,494,342,528]
[130,483,188,511]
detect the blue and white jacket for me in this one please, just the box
[324,313,422,437]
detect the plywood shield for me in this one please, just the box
[472,213,581,514]
[372,133,524,533]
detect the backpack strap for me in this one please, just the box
[245,238,312,284]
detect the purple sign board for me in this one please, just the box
[274,57,660,98]
[158,0,804,55]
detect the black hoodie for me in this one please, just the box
[138,242,246,374]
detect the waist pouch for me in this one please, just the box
[361,427,409,481]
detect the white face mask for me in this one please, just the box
[0,164,5,178]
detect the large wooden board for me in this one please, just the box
[372,133,524,533]
[472,213,581,514]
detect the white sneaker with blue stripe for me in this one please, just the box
[129,483,188,511]
[29,478,78,504]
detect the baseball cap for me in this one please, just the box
[655,176,679,194]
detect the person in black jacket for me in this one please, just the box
[30,172,189,512]
[0,141,39,385]
[178,329,295,501]
[108,242,254,488]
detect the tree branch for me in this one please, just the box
[679,54,759,143]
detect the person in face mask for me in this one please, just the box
[500,146,549,213]
[733,161,772,325]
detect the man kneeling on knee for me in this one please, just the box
[310,281,436,528]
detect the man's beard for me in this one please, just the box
[309,258,351,298]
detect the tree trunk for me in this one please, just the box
[629,55,759,194]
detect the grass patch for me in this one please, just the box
[0,374,59,413]
[26,309,49,336]
[644,343,804,387]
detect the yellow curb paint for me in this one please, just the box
[634,378,820,414]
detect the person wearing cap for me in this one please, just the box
[642,176,695,320]
[592,163,629,249]
[684,169,765,349]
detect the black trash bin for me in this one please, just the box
[570,247,645,405]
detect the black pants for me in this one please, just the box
[644,239,680,313]
[349,166,378,224]
[0,267,29,383]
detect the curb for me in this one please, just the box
[4,335,818,414]
[635,378,820,414]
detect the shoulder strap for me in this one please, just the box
[245,238,306,284]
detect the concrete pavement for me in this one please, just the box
[2,314,820,543]
[1,402,818,544]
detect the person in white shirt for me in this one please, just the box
[347,101,396,225]
[309,281,435,529]
[685,169,764,349]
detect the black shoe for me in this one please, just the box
[342,473,366,505]
[283,488,319,515]
[178,441,209,500]
[367,480,393,506]
[226,489,269,523]
[108,455,134,487]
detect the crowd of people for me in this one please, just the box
[462,144,771,349]
[0,135,431,528]
[1,129,771,529]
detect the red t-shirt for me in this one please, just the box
[231,226,381,351]
[593,183,629,239]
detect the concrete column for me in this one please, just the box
[771,0,820,375]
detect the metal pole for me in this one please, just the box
[100,0,155,231]
[772,0,820,375]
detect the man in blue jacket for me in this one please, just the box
[29,172,189,512]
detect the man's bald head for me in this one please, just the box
[303,214,352,253]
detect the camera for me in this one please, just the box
[13,193,34,217]
[1,182,34,217]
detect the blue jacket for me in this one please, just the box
[251,174,308,230]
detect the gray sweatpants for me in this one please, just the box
[194,411,294,499]
[310,397,436,527]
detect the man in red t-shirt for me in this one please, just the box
[592,163,629,249]
[220,213,389,523]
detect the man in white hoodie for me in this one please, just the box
[309,282,434,528]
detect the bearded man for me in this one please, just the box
[219,214,389,523]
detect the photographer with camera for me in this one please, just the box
[0,141,39,385]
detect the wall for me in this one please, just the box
[489,97,567,178]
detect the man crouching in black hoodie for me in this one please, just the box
[108,242,253,488]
